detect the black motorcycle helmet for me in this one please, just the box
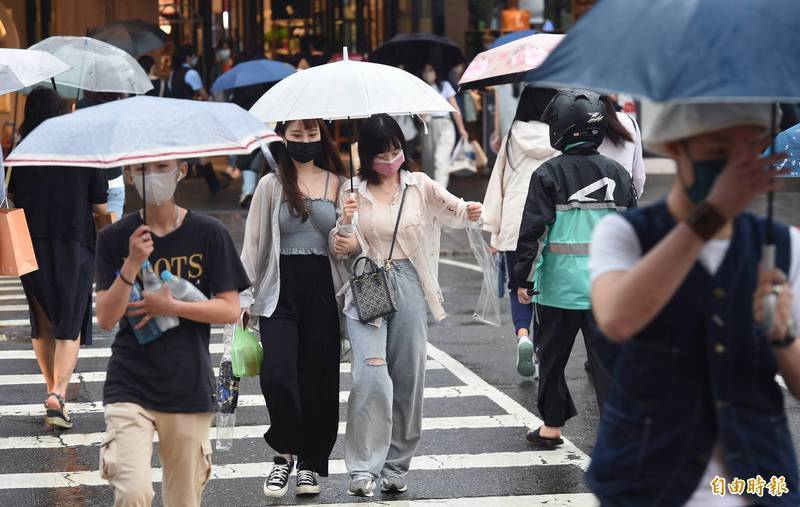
[541,89,608,151]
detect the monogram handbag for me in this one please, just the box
[349,186,408,323]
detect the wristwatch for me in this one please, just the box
[684,201,726,242]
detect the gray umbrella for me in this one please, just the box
[88,20,166,57]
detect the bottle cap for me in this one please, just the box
[160,271,175,282]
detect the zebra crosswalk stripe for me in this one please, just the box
[0,450,590,490]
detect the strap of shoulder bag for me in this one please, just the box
[386,185,409,263]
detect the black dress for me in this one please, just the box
[8,166,108,344]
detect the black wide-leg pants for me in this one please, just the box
[259,255,341,476]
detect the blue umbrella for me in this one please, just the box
[768,123,800,177]
[525,0,800,103]
[524,0,800,329]
[210,59,296,94]
[490,29,537,49]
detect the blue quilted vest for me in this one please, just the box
[586,201,799,507]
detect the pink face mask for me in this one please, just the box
[372,151,405,175]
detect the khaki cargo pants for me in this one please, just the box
[100,403,215,507]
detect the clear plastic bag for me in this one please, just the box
[466,220,502,327]
[216,323,240,451]
[215,412,236,451]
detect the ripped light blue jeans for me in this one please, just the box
[344,260,428,481]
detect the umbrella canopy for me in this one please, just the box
[770,123,800,177]
[6,96,279,168]
[525,0,800,103]
[490,29,537,49]
[29,36,153,95]
[459,33,564,90]
[210,59,296,93]
[368,33,465,73]
[0,49,71,96]
[88,20,166,57]
[249,50,455,122]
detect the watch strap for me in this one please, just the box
[684,201,726,242]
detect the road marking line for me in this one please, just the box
[0,450,593,490]
[426,343,591,471]
[305,494,599,507]
[0,360,444,386]
[0,302,96,313]
[439,258,483,273]
[0,317,100,327]
[0,294,95,301]
[0,386,483,417]
[0,414,524,450]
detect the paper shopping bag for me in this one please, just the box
[93,211,118,231]
[0,207,38,276]
[471,140,489,172]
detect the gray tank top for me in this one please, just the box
[279,172,337,256]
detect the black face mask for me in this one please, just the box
[286,140,322,163]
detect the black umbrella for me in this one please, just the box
[368,33,465,74]
[88,20,166,57]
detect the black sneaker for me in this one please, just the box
[296,462,320,496]
[263,456,294,498]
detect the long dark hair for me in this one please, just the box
[20,87,69,138]
[601,95,634,147]
[357,114,418,185]
[272,119,345,220]
[503,86,558,172]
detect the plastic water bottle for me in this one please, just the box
[160,271,208,302]
[141,261,180,331]
[121,272,163,345]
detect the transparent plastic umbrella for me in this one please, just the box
[29,36,153,95]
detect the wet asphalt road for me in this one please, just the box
[0,170,798,506]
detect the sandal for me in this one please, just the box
[44,392,73,429]
[526,427,563,448]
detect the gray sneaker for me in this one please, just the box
[516,336,535,377]
[347,476,375,497]
[380,476,408,494]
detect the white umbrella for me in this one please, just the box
[29,36,153,95]
[6,96,278,168]
[249,48,455,122]
[0,48,71,96]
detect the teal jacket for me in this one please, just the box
[514,147,636,310]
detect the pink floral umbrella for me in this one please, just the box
[458,33,564,90]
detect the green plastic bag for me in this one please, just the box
[231,313,263,378]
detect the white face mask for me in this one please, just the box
[133,168,180,206]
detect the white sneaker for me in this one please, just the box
[347,476,375,497]
[516,336,535,377]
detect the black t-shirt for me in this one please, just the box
[8,165,108,249]
[95,211,250,413]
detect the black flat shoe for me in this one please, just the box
[526,427,562,447]
[45,392,73,429]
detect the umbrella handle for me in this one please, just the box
[760,244,778,335]
[142,170,146,224]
